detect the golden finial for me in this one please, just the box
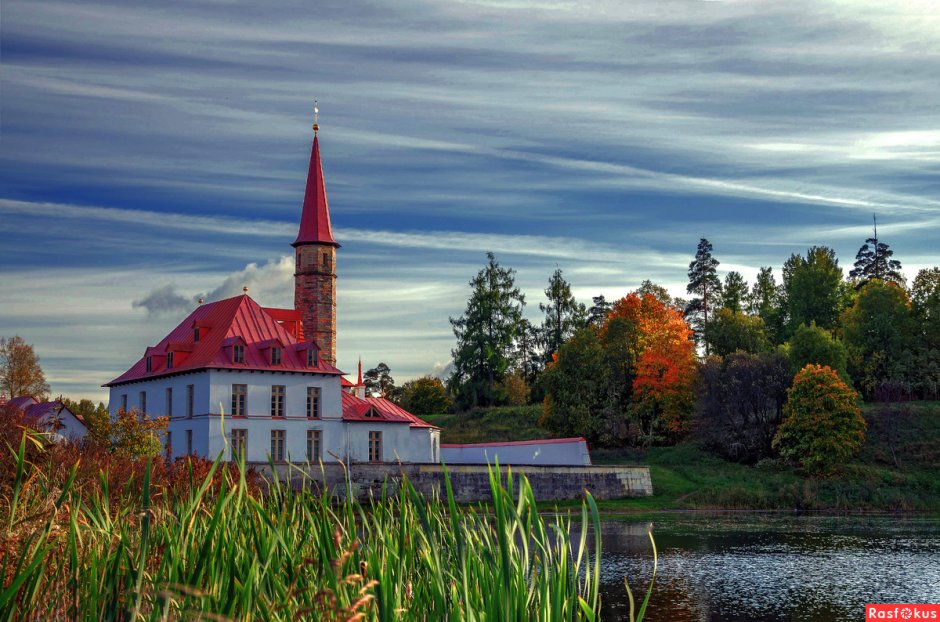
[197,297,204,305]
[313,100,319,134]
[242,286,248,295]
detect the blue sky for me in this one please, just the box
[1,0,938,402]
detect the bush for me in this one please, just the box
[398,376,452,416]
[773,364,866,475]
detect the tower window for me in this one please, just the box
[270,429,285,462]
[271,385,285,417]
[231,384,246,417]
[233,344,245,364]
[307,387,321,419]
[307,348,318,367]
[271,347,282,365]
[167,352,174,369]
[322,252,332,271]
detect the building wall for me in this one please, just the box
[441,438,591,466]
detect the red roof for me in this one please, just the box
[106,294,343,386]
[292,134,339,248]
[262,307,304,339]
[340,391,437,429]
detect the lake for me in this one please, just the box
[597,514,940,621]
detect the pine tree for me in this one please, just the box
[449,253,526,407]
[587,295,612,326]
[849,215,905,288]
[686,238,721,353]
[720,271,748,313]
[539,269,587,364]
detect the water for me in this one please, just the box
[597,514,940,621]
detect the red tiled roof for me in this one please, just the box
[106,294,343,386]
[292,134,339,248]
[262,307,304,339]
[339,392,437,429]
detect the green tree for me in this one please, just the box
[720,271,748,313]
[782,246,844,335]
[0,336,51,399]
[696,351,791,463]
[842,280,915,399]
[686,238,722,353]
[702,308,770,356]
[363,363,398,399]
[586,295,612,326]
[849,215,905,288]
[785,322,850,382]
[86,407,168,457]
[398,377,452,416]
[512,318,542,384]
[772,364,865,475]
[539,269,587,364]
[748,267,785,343]
[450,253,526,408]
[911,267,940,349]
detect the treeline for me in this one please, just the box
[441,223,939,470]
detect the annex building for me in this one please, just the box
[105,120,441,464]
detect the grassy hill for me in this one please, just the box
[430,402,940,513]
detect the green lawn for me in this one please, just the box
[432,402,940,514]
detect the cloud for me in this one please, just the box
[200,255,296,307]
[131,283,192,316]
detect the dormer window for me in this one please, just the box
[271,347,282,365]
[194,327,200,343]
[307,348,318,367]
[233,344,245,364]
[167,352,175,369]
[146,356,153,372]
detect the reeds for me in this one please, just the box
[0,429,631,621]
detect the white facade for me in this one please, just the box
[441,438,591,466]
[109,369,440,463]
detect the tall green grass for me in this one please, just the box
[1,429,653,621]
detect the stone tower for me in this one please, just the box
[293,122,340,364]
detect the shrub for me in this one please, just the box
[398,376,452,416]
[773,364,866,475]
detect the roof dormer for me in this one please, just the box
[259,338,285,366]
[191,319,211,343]
[293,341,320,368]
[222,336,248,364]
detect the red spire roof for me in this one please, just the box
[292,134,339,248]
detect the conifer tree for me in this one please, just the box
[720,271,748,313]
[686,238,721,353]
[540,269,587,364]
[587,295,612,326]
[850,215,905,288]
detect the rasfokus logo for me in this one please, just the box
[867,605,940,620]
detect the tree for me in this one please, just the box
[772,364,865,475]
[849,215,905,288]
[539,269,587,364]
[398,377,452,416]
[785,322,850,383]
[696,352,791,463]
[587,295,612,326]
[686,238,722,353]
[0,336,51,399]
[86,407,168,457]
[511,318,542,384]
[747,267,785,343]
[702,308,770,357]
[449,253,525,408]
[363,363,398,399]
[842,280,915,399]
[500,373,530,407]
[782,246,844,335]
[720,271,748,313]
[911,267,940,349]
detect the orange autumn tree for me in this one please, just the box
[605,293,698,445]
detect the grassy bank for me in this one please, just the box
[434,402,940,514]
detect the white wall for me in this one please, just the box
[441,439,591,466]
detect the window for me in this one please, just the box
[186,385,194,418]
[166,431,172,455]
[231,428,246,461]
[186,429,193,455]
[233,344,245,364]
[271,385,285,417]
[321,252,332,271]
[194,327,200,343]
[231,384,247,417]
[146,356,153,372]
[270,430,285,462]
[368,431,382,463]
[139,391,147,414]
[307,387,321,419]
[307,348,318,367]
[166,387,173,417]
[271,347,282,366]
[120,394,128,412]
[307,429,321,462]
[167,352,174,369]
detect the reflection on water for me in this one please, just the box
[598,515,940,622]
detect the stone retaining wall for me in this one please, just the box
[258,462,653,502]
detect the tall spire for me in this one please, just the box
[292,103,339,248]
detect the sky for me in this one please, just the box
[1,0,939,402]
